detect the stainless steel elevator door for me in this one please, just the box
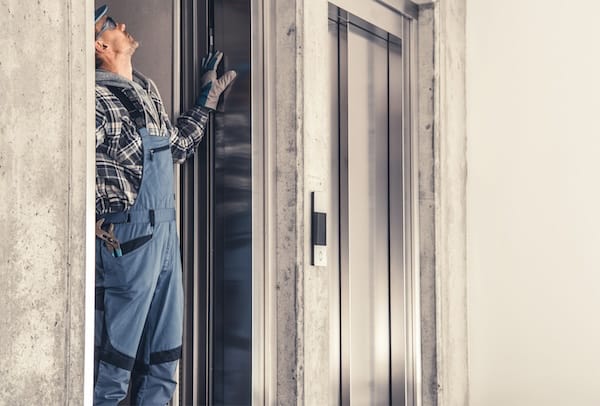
[212,0,253,404]
[178,1,253,404]
[346,24,391,406]
[331,6,415,406]
[388,37,408,406]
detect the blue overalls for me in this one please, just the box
[95,89,183,405]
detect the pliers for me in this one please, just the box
[95,218,123,257]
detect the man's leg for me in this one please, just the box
[94,223,160,405]
[132,225,184,405]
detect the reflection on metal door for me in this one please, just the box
[179,0,253,405]
[329,5,418,406]
[212,0,253,404]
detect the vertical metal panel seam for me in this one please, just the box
[251,0,267,402]
[386,33,393,406]
[338,12,350,405]
[262,0,279,403]
[408,16,423,406]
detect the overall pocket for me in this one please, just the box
[99,223,154,288]
[149,144,171,160]
[119,234,152,256]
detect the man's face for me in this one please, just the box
[95,15,139,57]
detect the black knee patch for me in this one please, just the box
[150,346,182,365]
[100,340,136,371]
[131,346,182,377]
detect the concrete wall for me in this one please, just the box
[264,0,304,403]
[466,1,600,405]
[0,0,93,404]
[416,1,469,405]
[431,1,469,405]
[417,5,440,405]
[299,0,330,403]
[267,0,335,403]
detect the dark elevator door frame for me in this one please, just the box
[180,0,253,405]
[179,2,210,404]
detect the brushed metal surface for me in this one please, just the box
[346,23,390,405]
[211,0,253,404]
[331,5,417,405]
[179,1,210,405]
[389,32,408,406]
[328,19,342,406]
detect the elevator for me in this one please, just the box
[328,4,419,405]
[94,0,419,404]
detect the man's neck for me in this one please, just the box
[100,58,133,81]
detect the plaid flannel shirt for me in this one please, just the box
[95,70,209,215]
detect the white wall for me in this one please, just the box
[467,1,600,405]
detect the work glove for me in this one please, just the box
[196,51,237,111]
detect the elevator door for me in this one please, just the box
[179,0,253,405]
[212,0,253,404]
[330,6,416,406]
[347,24,391,406]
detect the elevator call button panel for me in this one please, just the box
[311,192,327,267]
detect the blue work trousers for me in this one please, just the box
[95,130,183,405]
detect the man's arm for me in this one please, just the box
[163,103,210,164]
[146,77,209,163]
[152,51,236,164]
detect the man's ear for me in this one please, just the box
[95,40,108,53]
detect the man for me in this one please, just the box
[93,5,236,404]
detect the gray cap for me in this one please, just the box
[95,5,108,24]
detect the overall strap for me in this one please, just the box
[106,85,147,130]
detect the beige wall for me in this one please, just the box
[467,1,600,404]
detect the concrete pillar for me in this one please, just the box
[417,0,469,405]
[299,0,331,404]
[267,0,302,403]
[434,0,468,404]
[267,0,332,403]
[0,0,93,404]
[417,4,440,405]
